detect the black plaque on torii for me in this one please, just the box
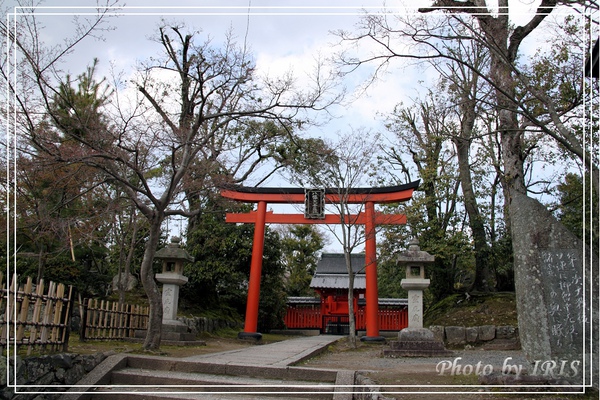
[304,188,325,219]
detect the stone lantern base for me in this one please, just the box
[383,327,452,357]
[161,321,197,342]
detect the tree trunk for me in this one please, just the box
[452,66,493,291]
[36,245,46,283]
[454,133,492,292]
[120,215,139,304]
[139,218,164,351]
[345,251,357,348]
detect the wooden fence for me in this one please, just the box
[1,273,74,355]
[80,298,149,341]
[1,273,150,351]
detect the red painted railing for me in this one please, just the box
[284,307,322,329]
[284,306,408,331]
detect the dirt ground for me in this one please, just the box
[298,339,595,400]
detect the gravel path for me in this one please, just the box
[300,344,590,399]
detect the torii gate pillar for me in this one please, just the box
[362,201,384,342]
[238,200,267,341]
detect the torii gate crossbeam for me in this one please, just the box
[221,181,419,341]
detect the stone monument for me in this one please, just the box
[384,239,451,357]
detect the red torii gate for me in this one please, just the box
[221,181,419,341]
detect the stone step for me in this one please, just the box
[124,355,339,383]
[89,368,333,399]
[86,389,324,400]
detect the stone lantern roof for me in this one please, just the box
[154,237,194,262]
[397,239,435,264]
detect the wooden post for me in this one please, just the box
[16,277,32,343]
[28,280,44,355]
[61,286,74,351]
[238,200,267,341]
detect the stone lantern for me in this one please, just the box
[154,237,193,324]
[383,238,451,357]
[398,238,433,329]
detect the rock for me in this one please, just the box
[1,388,15,400]
[0,355,6,387]
[478,325,496,341]
[429,325,445,342]
[50,353,73,369]
[112,272,138,292]
[55,367,66,382]
[445,326,466,346]
[8,356,23,385]
[496,325,517,339]
[510,191,597,388]
[398,327,434,342]
[482,338,521,350]
[465,327,478,343]
[64,364,85,385]
[36,371,56,386]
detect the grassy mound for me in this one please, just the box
[424,292,518,327]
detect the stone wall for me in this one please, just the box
[177,316,242,335]
[430,325,519,348]
[1,352,113,400]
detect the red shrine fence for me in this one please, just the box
[284,304,408,333]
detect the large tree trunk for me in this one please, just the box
[139,218,164,350]
[455,136,491,292]
[480,8,596,386]
[453,65,492,292]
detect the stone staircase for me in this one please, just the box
[63,353,355,400]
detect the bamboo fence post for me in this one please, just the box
[94,300,102,337]
[16,277,33,343]
[88,298,95,339]
[110,301,117,339]
[126,304,133,337]
[27,279,44,356]
[61,285,74,351]
[51,283,65,350]
[101,300,108,339]
[89,299,95,339]
[118,302,125,339]
[40,281,56,350]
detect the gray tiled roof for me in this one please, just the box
[309,253,367,289]
[310,273,366,290]
[315,253,366,275]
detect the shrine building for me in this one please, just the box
[284,253,408,335]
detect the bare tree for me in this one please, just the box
[8,16,338,349]
[287,130,382,347]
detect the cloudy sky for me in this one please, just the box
[6,0,546,139]
[6,0,433,146]
[5,0,549,173]
[6,0,555,250]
